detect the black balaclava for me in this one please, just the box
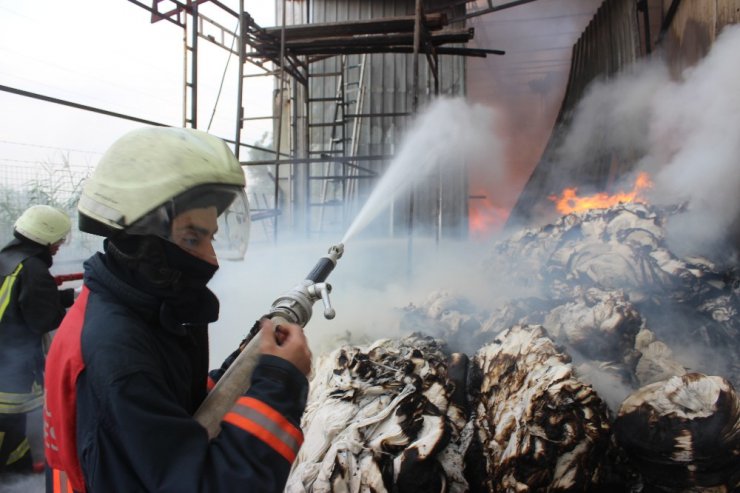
[105,233,220,328]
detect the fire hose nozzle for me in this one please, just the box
[306,243,344,283]
[270,242,343,325]
[194,242,345,439]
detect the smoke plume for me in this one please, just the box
[650,26,740,257]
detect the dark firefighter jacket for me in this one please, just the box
[0,237,74,414]
[44,251,309,493]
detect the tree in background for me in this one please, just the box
[0,154,90,252]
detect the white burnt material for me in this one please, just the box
[472,324,612,492]
[543,288,641,361]
[614,373,740,491]
[286,334,472,493]
[633,328,687,386]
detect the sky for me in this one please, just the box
[0,0,274,174]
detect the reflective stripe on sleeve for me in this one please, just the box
[0,263,23,320]
[5,437,30,466]
[0,389,44,414]
[223,396,303,463]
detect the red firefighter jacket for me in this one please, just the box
[44,252,308,493]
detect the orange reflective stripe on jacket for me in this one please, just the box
[52,468,77,493]
[223,396,303,463]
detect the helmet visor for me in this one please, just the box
[53,231,71,247]
[127,185,250,262]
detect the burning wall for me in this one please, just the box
[506,16,740,248]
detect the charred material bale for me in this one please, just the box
[633,328,687,387]
[614,373,740,492]
[400,290,486,355]
[485,203,729,305]
[472,324,612,492]
[285,334,473,493]
[543,288,642,362]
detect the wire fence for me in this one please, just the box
[0,159,99,273]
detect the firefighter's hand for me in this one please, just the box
[259,319,312,376]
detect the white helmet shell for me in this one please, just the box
[79,127,246,233]
[15,205,71,246]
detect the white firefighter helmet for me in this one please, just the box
[78,126,250,260]
[14,204,72,246]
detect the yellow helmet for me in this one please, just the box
[78,126,250,259]
[15,205,71,246]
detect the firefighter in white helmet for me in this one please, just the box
[0,205,74,477]
[44,127,311,493]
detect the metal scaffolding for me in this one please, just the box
[126,0,505,242]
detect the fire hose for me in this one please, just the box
[53,272,83,286]
[194,243,344,439]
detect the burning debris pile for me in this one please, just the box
[483,202,740,390]
[287,202,740,492]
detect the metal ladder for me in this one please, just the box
[307,54,367,235]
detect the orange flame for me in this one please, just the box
[469,197,509,240]
[548,172,653,215]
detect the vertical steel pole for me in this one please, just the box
[273,0,287,243]
[407,0,423,279]
[191,2,199,128]
[234,1,245,159]
[411,0,422,113]
[182,14,188,127]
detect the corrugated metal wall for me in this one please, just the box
[281,0,467,240]
[659,0,740,75]
[506,0,740,228]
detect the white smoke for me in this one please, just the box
[209,235,511,363]
[557,62,668,169]
[0,475,43,493]
[649,26,740,257]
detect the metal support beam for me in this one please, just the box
[273,0,288,243]
[234,1,245,159]
[450,0,540,23]
[184,2,198,128]
[412,0,423,113]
